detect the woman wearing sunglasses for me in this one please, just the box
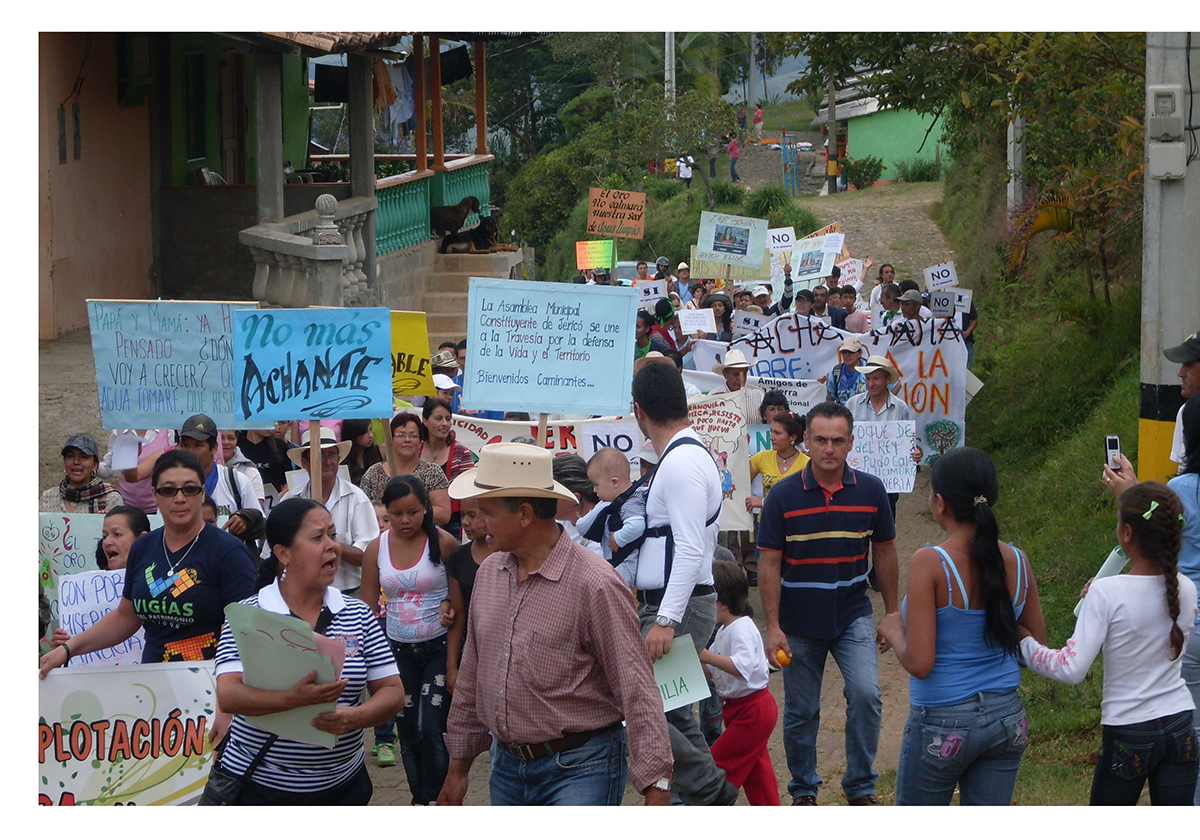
[40,450,259,677]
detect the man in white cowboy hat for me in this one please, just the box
[709,347,765,423]
[630,362,740,806]
[438,443,673,806]
[275,427,379,594]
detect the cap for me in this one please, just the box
[430,349,459,370]
[638,441,660,466]
[795,289,815,303]
[899,289,924,303]
[61,434,100,459]
[751,285,771,297]
[180,414,218,441]
[1164,332,1200,364]
[432,373,462,391]
[838,336,864,353]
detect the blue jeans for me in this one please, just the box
[730,158,740,181]
[639,592,734,805]
[1182,625,1200,805]
[488,726,628,805]
[782,615,881,800]
[1090,709,1198,805]
[895,690,1027,805]
[387,636,450,805]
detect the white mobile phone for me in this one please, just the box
[1104,435,1121,470]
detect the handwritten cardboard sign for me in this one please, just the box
[822,233,846,253]
[689,246,772,281]
[733,310,766,336]
[836,258,865,290]
[58,570,145,667]
[232,307,392,423]
[586,188,646,239]
[39,661,217,805]
[767,227,796,253]
[464,277,638,416]
[790,238,838,285]
[637,280,667,307]
[847,420,917,493]
[687,393,752,531]
[923,260,959,291]
[678,308,717,335]
[929,290,956,319]
[391,310,435,398]
[696,211,769,269]
[954,288,974,314]
[575,239,614,270]
[801,222,850,259]
[225,603,338,747]
[88,299,265,430]
[651,634,710,712]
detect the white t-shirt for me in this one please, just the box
[708,615,769,699]
[1020,573,1197,725]
[1170,403,1186,468]
[639,429,720,623]
[210,465,263,518]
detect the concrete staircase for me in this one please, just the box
[423,250,528,350]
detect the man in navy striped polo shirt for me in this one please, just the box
[758,401,900,806]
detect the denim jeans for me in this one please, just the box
[1090,709,1198,805]
[782,615,882,800]
[895,690,1027,805]
[730,158,740,182]
[388,636,450,805]
[639,592,735,805]
[488,726,628,805]
[1182,625,1200,805]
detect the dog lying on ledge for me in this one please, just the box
[430,195,481,237]
[439,215,520,254]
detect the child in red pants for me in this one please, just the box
[700,560,781,805]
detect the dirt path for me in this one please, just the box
[39,180,953,806]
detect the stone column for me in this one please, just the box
[348,53,376,291]
[254,50,284,224]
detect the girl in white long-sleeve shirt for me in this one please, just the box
[1020,482,1198,805]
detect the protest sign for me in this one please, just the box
[575,239,614,269]
[955,288,974,314]
[733,310,766,336]
[767,227,796,252]
[749,424,772,456]
[232,307,392,423]
[923,260,959,291]
[847,421,917,493]
[464,278,638,416]
[836,258,865,290]
[688,393,752,531]
[789,237,838,286]
[800,222,850,259]
[965,368,984,404]
[678,307,717,335]
[225,603,338,747]
[689,245,772,282]
[695,211,769,269]
[58,569,145,666]
[88,299,265,430]
[822,233,846,253]
[390,310,435,398]
[637,280,667,307]
[652,634,710,712]
[929,290,956,318]
[586,188,646,239]
[692,314,849,382]
[38,661,216,805]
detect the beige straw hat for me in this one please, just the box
[448,443,578,502]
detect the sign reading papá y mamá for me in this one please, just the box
[586,188,646,239]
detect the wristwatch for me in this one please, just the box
[654,615,679,629]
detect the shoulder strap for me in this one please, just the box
[224,465,243,512]
[1010,545,1027,608]
[931,545,969,609]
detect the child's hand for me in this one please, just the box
[607,534,619,553]
[1080,576,1096,600]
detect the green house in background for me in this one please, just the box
[813,89,946,182]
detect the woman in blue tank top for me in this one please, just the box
[877,447,1047,804]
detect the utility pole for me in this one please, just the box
[665,32,675,103]
[747,34,756,119]
[826,75,838,195]
[1140,32,1200,482]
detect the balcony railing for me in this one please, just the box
[238,194,376,308]
[375,169,434,255]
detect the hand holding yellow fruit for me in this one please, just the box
[776,648,791,667]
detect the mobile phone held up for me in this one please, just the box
[1104,435,1121,470]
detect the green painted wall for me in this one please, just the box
[847,108,945,180]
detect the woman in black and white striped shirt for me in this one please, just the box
[214,498,403,804]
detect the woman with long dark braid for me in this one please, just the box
[1026,475,1199,805]
[877,447,1046,804]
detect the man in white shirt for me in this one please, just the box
[632,362,738,806]
[708,348,765,422]
[277,427,379,594]
[1165,332,1200,470]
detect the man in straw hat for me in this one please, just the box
[438,443,673,806]
[276,426,379,594]
[631,363,740,805]
[709,347,765,423]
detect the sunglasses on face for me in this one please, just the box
[154,485,205,497]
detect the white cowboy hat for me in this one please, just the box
[287,426,353,467]
[712,348,752,375]
[855,355,901,385]
[448,442,578,502]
